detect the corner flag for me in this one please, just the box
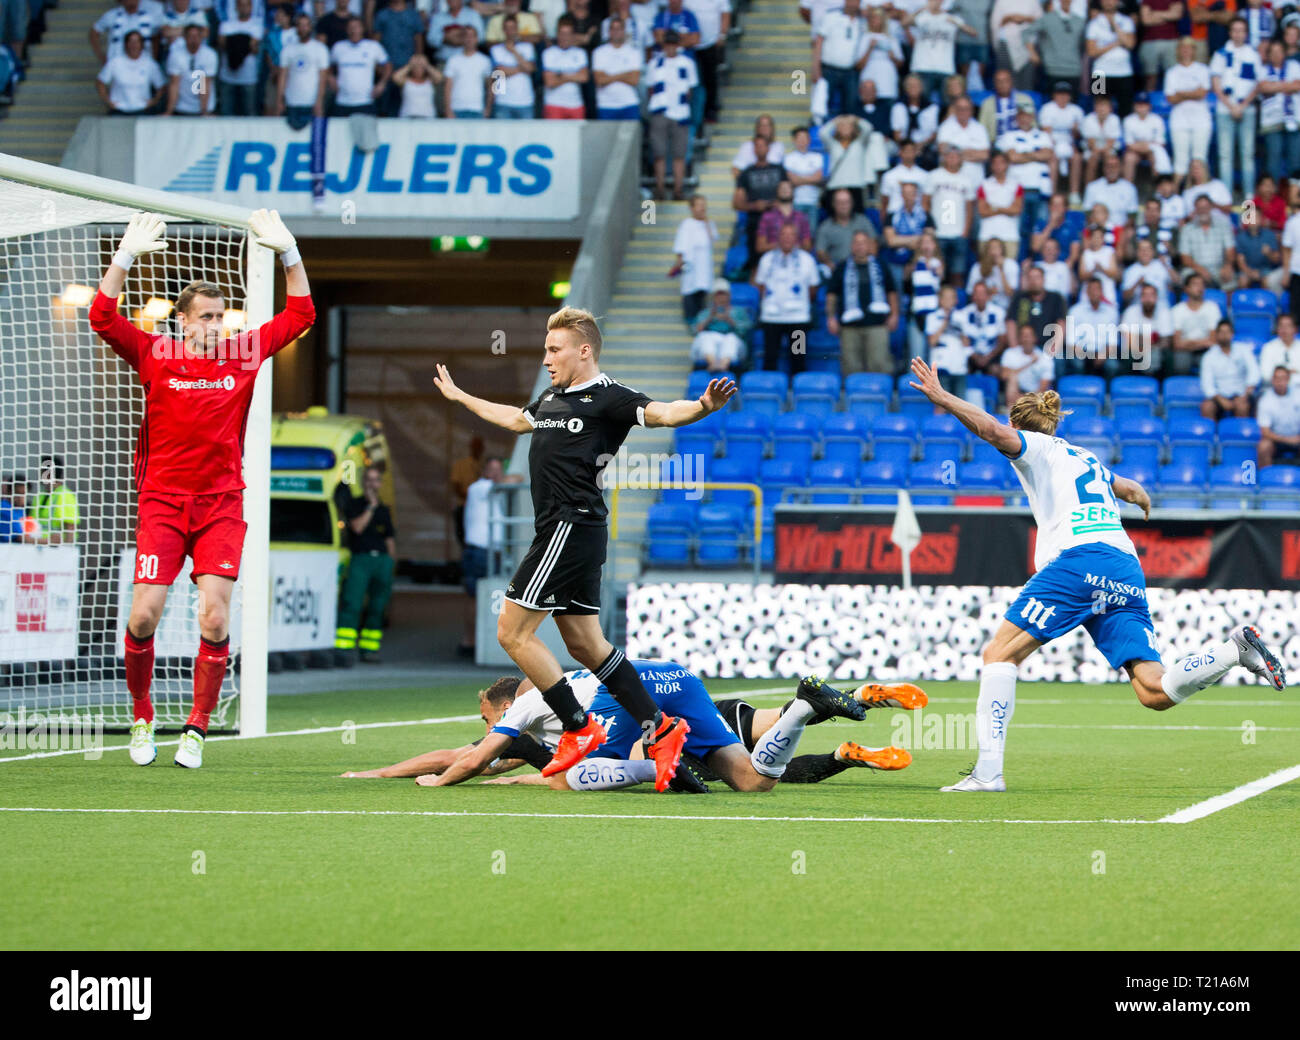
[890,489,921,589]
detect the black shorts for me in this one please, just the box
[505,521,605,615]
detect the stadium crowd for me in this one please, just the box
[665,0,1300,487]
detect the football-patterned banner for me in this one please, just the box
[774,509,1300,589]
[626,583,1300,685]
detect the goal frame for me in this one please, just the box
[0,151,272,738]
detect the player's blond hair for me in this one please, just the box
[1009,390,1071,435]
[547,306,603,358]
[176,280,224,316]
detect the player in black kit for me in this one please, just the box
[434,307,736,790]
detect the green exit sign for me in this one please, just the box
[271,475,324,493]
[432,235,489,253]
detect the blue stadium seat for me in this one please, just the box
[645,503,694,565]
[687,369,713,398]
[1233,317,1274,344]
[1202,287,1229,313]
[821,412,869,465]
[723,244,750,281]
[806,329,841,360]
[1217,417,1259,468]
[1230,288,1280,319]
[920,414,967,464]
[658,456,709,505]
[674,409,723,464]
[722,410,769,471]
[858,460,905,503]
[1075,437,1117,465]
[695,504,746,566]
[1118,442,1162,471]
[1148,90,1171,119]
[758,505,776,565]
[1207,464,1255,509]
[1258,465,1300,510]
[1060,415,1115,440]
[844,371,892,401]
[808,460,856,504]
[1117,415,1165,443]
[793,371,840,403]
[728,282,760,315]
[740,370,787,399]
[759,459,802,507]
[969,438,1010,468]
[967,373,1000,410]
[1169,417,1215,470]
[710,457,759,505]
[771,411,819,467]
[1259,465,1300,489]
[1162,376,1204,423]
[1158,462,1207,507]
[1113,464,1157,490]
[958,462,1005,490]
[871,414,916,467]
[1111,374,1160,411]
[1059,374,1106,406]
[908,461,955,505]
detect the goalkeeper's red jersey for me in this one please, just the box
[89,292,316,495]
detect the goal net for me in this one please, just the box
[0,154,272,734]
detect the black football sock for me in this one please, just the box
[504,735,554,771]
[539,676,587,732]
[595,648,661,728]
[780,753,851,784]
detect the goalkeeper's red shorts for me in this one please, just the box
[133,491,246,585]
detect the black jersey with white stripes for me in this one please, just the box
[521,372,652,530]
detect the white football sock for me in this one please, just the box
[751,698,817,778]
[563,759,655,791]
[1161,640,1239,703]
[974,662,1017,782]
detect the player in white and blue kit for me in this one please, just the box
[908,357,1287,792]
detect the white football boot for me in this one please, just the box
[1231,626,1287,691]
[128,719,157,766]
[941,772,1006,793]
[174,729,205,769]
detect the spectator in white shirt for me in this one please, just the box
[1079,93,1122,186]
[997,100,1054,258]
[90,0,156,65]
[489,15,536,118]
[671,194,718,322]
[275,12,328,124]
[1257,365,1300,466]
[217,0,263,114]
[732,114,786,179]
[392,52,441,118]
[686,0,730,122]
[1002,324,1056,405]
[955,280,1008,374]
[1120,282,1173,373]
[968,237,1019,310]
[97,30,167,113]
[164,22,218,114]
[159,0,207,54]
[905,0,977,98]
[858,7,904,103]
[330,17,389,115]
[646,29,697,200]
[890,74,940,164]
[591,16,642,119]
[924,145,976,283]
[1121,235,1178,308]
[1200,319,1261,418]
[1085,0,1137,115]
[1170,272,1222,375]
[783,126,826,230]
[1037,82,1085,203]
[443,23,491,117]
[541,16,589,119]
[1122,91,1173,183]
[977,150,1024,259]
[926,285,974,398]
[427,0,485,66]
[1210,17,1261,202]
[754,222,820,374]
[1067,275,1122,376]
[1077,222,1121,305]
[937,94,991,191]
[690,279,751,373]
[813,0,867,121]
[1165,37,1214,188]
[1259,314,1300,381]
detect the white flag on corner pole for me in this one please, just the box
[890,489,921,589]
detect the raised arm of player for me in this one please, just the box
[642,377,737,428]
[418,731,513,786]
[434,364,535,433]
[1110,474,1152,520]
[244,208,316,360]
[90,212,169,366]
[908,356,1022,456]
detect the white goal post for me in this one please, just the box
[0,151,272,736]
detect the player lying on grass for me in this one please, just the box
[90,210,314,770]
[908,357,1288,794]
[340,676,925,786]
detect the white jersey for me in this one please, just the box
[1010,429,1138,571]
[490,670,603,752]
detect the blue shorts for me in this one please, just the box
[587,660,742,762]
[1006,544,1161,670]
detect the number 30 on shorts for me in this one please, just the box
[135,553,159,580]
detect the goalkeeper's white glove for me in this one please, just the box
[249,208,301,266]
[113,212,168,270]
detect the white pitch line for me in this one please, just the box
[1159,763,1300,823]
[0,806,1154,825]
[0,713,481,764]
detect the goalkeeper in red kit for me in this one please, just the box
[89,210,315,769]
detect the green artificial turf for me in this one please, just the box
[1,679,1297,950]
